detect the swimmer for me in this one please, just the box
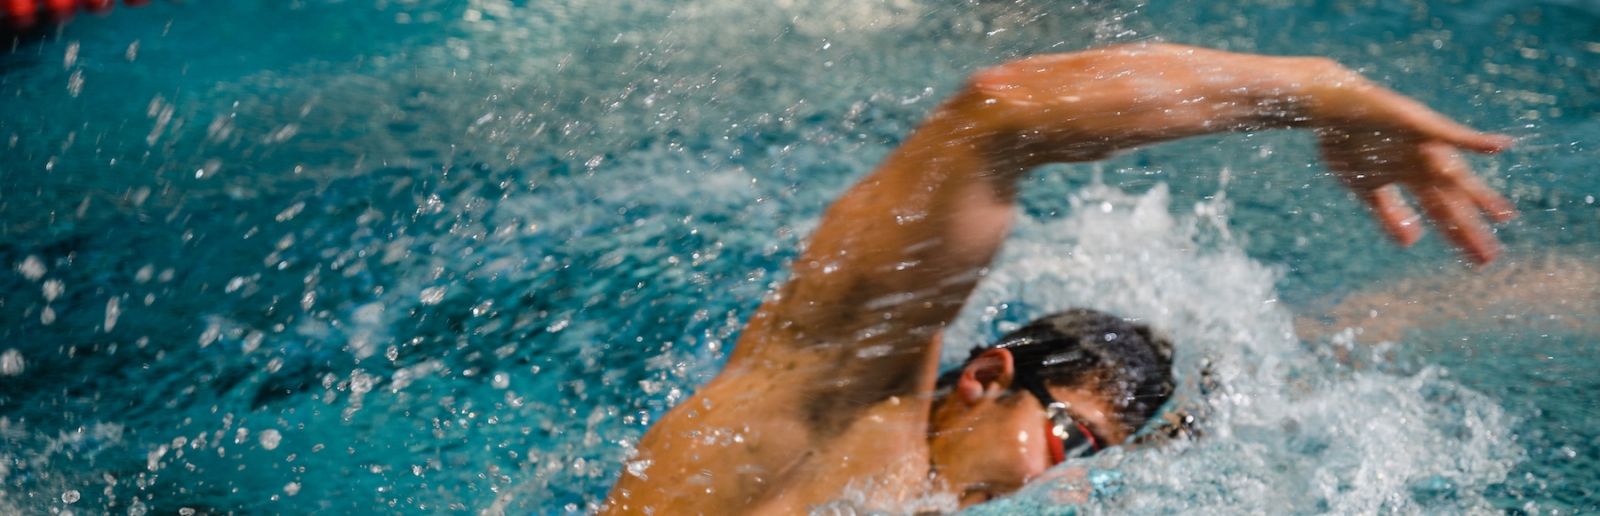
[601,43,1516,514]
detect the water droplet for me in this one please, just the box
[492,372,510,389]
[199,322,221,347]
[105,297,121,332]
[128,499,147,516]
[16,255,46,281]
[134,264,154,283]
[419,286,447,305]
[350,371,374,395]
[61,489,80,503]
[63,41,78,69]
[67,70,84,98]
[179,509,195,516]
[0,349,23,376]
[259,429,282,450]
[275,201,306,222]
[243,331,264,354]
[41,306,56,325]
[284,482,301,496]
[626,459,653,479]
[43,279,64,302]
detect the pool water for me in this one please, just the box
[1,0,1595,514]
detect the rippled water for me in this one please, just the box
[1,0,1595,514]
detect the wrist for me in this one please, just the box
[1284,57,1373,130]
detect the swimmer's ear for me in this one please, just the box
[957,348,1016,404]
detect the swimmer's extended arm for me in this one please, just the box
[723,43,1513,429]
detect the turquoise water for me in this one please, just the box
[0,0,1595,514]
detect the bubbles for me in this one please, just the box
[255,429,284,452]
[127,500,147,516]
[60,490,80,504]
[0,349,23,376]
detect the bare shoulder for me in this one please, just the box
[602,352,816,514]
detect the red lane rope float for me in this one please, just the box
[3,0,153,31]
[82,0,114,14]
[45,0,75,22]
[4,0,39,30]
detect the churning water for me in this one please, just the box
[1,0,1596,514]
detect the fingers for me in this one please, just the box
[1407,111,1514,155]
[1406,143,1507,266]
[1462,171,1519,223]
[1361,184,1424,248]
[1441,131,1515,155]
[1367,86,1516,155]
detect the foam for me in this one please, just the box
[948,183,1521,514]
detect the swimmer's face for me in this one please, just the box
[927,349,1129,508]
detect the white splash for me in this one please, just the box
[948,183,1521,514]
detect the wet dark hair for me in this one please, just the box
[937,308,1175,431]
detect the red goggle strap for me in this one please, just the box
[1044,420,1102,466]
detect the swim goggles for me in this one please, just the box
[987,334,1104,464]
[1031,389,1101,465]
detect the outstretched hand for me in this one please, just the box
[1310,78,1516,266]
[955,44,1516,266]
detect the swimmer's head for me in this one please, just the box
[927,309,1174,507]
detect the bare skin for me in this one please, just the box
[600,43,1515,515]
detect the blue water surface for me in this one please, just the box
[1,0,1596,514]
